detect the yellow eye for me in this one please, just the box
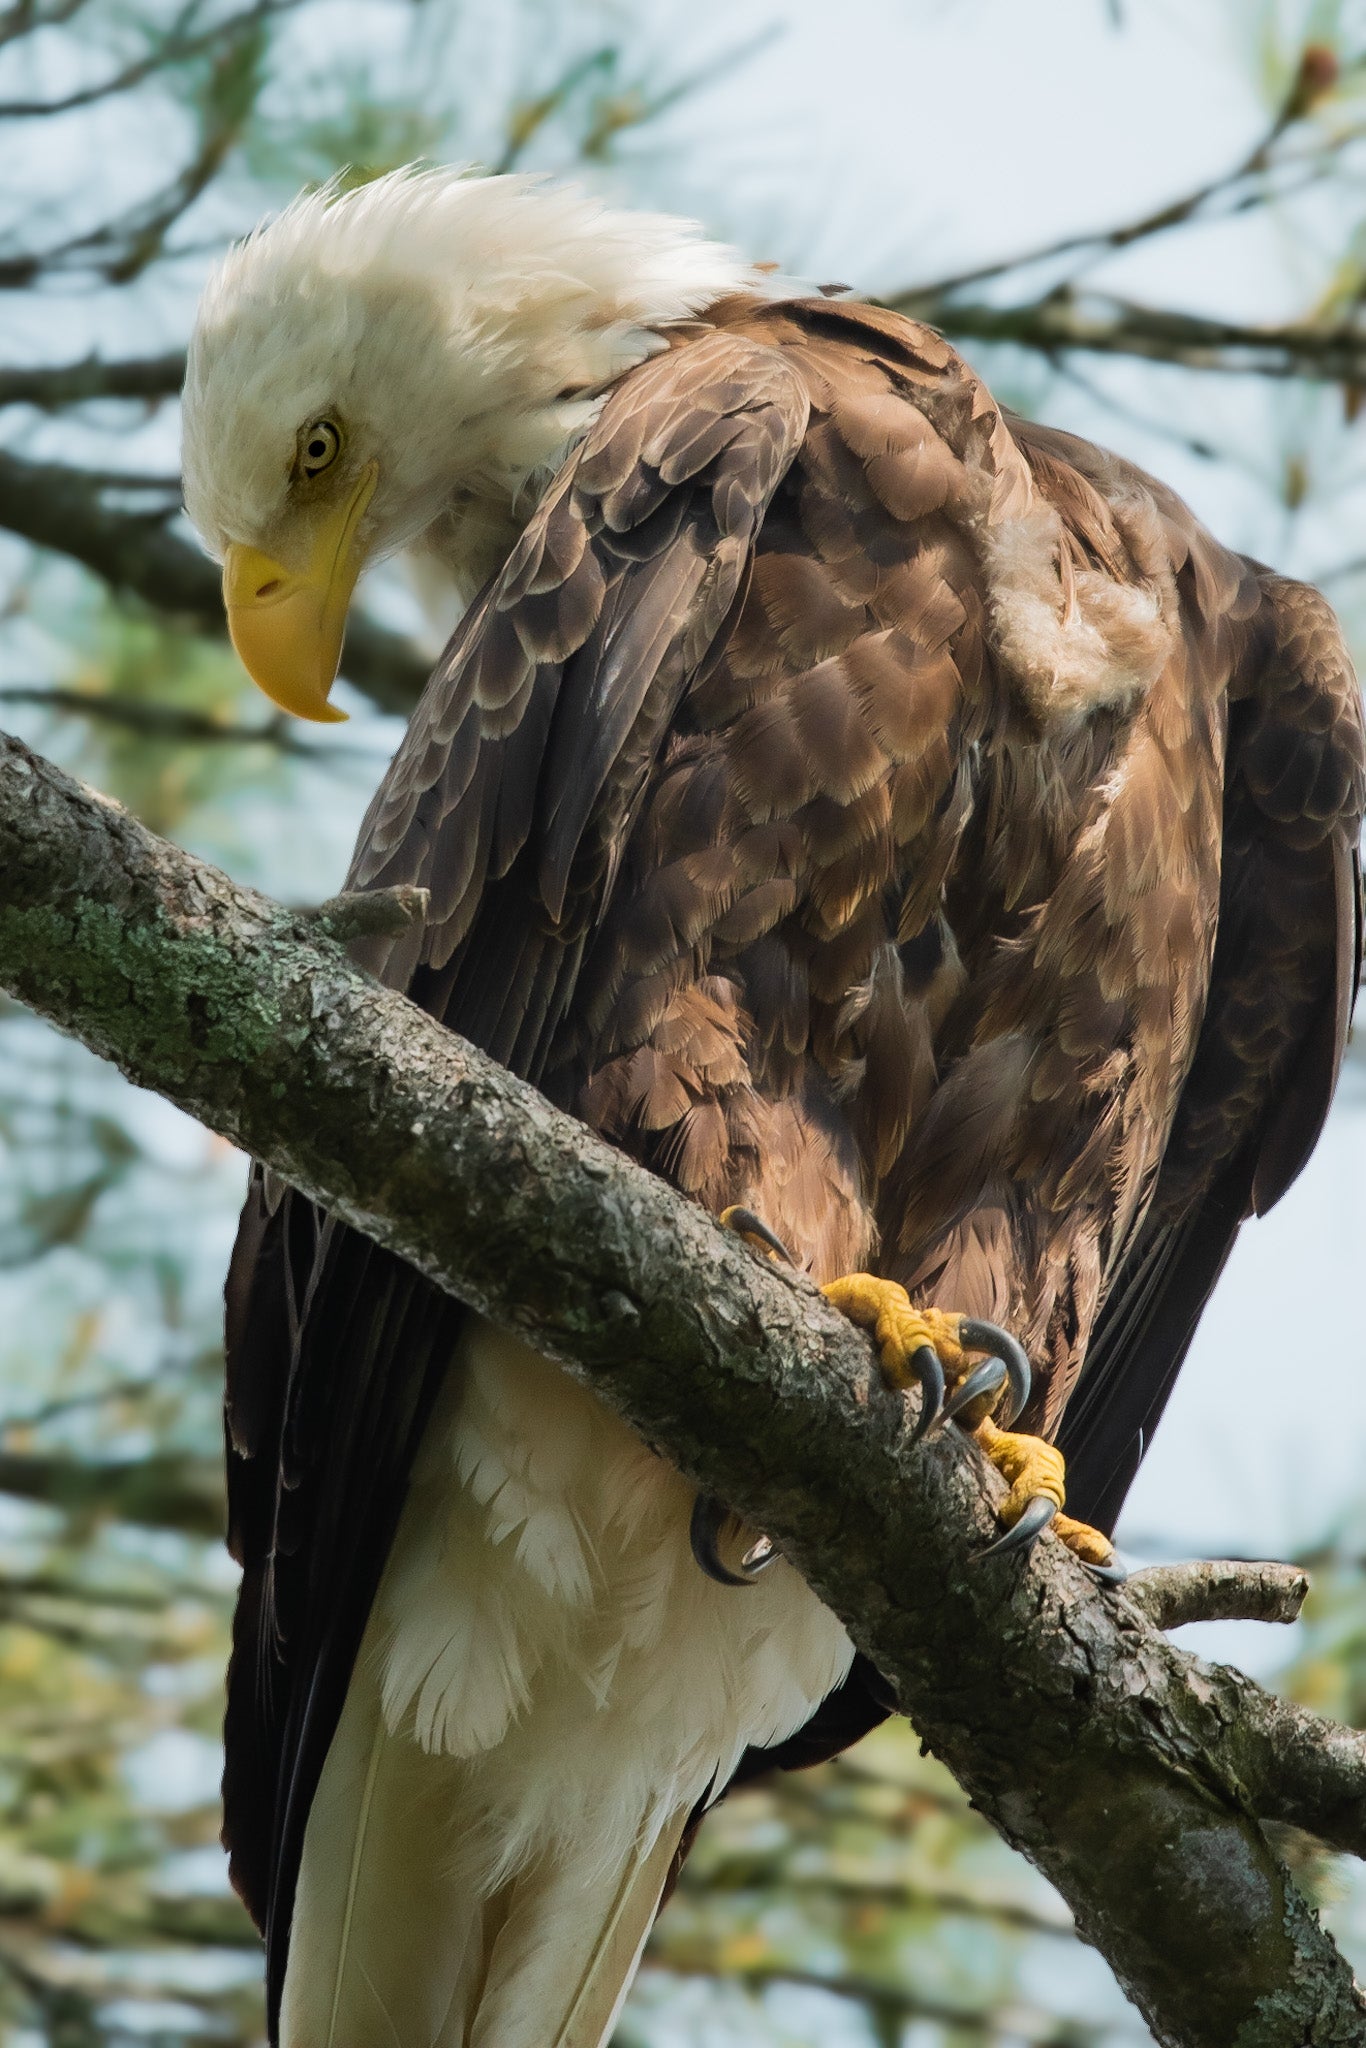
[299,418,342,478]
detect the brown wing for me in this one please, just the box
[225,285,1364,2012]
[1060,569,1365,1528]
[222,330,811,2022]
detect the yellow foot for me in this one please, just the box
[817,1274,1123,1582]
[819,1274,1031,1446]
[974,1417,1120,1575]
[821,1274,965,1420]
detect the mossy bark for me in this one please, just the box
[0,730,1363,2044]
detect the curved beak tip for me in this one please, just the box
[220,465,376,724]
[223,578,350,724]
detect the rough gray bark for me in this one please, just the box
[1128,1560,1311,1632]
[0,728,1363,2047]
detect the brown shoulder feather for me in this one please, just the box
[224,297,1366,1996]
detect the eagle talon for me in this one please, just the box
[976,1492,1057,1559]
[943,1355,1008,1425]
[958,1319,1031,1427]
[1084,1557,1129,1586]
[719,1206,794,1265]
[819,1275,978,1441]
[972,1422,1119,1572]
[690,1492,759,1588]
[908,1342,945,1443]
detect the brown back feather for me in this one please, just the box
[224,298,1365,2018]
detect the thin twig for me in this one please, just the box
[900,77,1349,307]
[1052,356,1224,462]
[494,47,617,174]
[1126,1560,1311,1632]
[0,0,290,118]
[0,0,280,287]
[0,0,90,53]
[0,352,185,409]
[0,685,356,754]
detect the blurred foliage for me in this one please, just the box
[0,1015,252,2046]
[2,0,1366,2044]
[8,609,292,838]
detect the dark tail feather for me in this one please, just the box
[1058,1178,1247,1535]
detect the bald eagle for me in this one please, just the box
[181,169,1364,2048]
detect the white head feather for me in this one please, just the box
[182,168,756,600]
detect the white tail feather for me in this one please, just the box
[283,1671,685,2048]
[280,1658,484,2047]
[280,1324,853,2046]
[468,1809,687,2048]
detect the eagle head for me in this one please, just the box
[181,168,750,720]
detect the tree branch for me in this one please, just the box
[1127,1560,1310,1631]
[903,58,1346,309]
[887,285,1366,386]
[0,450,427,714]
[0,730,1362,2044]
[882,50,1366,390]
[0,685,359,755]
[0,352,186,409]
[0,1448,223,1536]
[0,0,95,57]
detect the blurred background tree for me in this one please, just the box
[2,0,1366,2041]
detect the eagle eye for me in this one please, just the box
[299,418,342,478]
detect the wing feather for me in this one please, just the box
[1061,573,1365,1529]
[223,291,1366,2018]
[222,330,810,2018]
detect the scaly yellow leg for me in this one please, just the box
[819,1273,1121,1578]
[819,1273,1031,1445]
[716,1224,1121,1580]
[972,1417,1119,1572]
[820,1273,970,1379]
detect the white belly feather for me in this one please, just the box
[281,1317,853,2048]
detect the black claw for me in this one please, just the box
[690,1493,755,1587]
[959,1318,1031,1427]
[690,1492,779,1586]
[976,1493,1057,1561]
[907,1342,946,1443]
[721,1206,795,1265]
[943,1355,1008,1425]
[1084,1557,1129,1586]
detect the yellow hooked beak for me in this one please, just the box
[221,463,379,723]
